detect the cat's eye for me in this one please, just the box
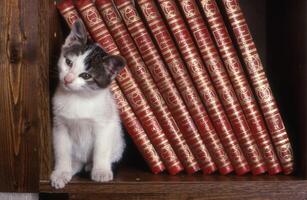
[65,58,73,67]
[79,73,92,80]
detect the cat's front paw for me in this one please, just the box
[91,168,113,182]
[50,170,72,189]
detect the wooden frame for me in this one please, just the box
[1,0,307,198]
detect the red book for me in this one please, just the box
[111,84,166,174]
[57,0,165,174]
[220,0,294,174]
[74,0,184,175]
[176,0,267,175]
[156,0,250,175]
[96,0,200,174]
[199,0,282,175]
[114,0,217,174]
[137,0,233,175]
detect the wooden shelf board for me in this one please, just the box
[40,166,307,194]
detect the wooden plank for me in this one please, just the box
[39,0,61,182]
[39,166,305,193]
[69,193,307,200]
[0,0,49,192]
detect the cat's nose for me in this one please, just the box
[64,73,75,85]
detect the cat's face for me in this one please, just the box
[58,20,126,92]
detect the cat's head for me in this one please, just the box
[58,19,126,92]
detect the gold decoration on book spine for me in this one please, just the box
[224,57,241,75]
[200,0,218,17]
[101,7,121,26]
[120,6,139,25]
[140,2,158,20]
[160,1,177,19]
[244,54,262,73]
[181,0,197,18]
[62,10,79,27]
[223,0,240,14]
[82,7,102,26]
[255,84,273,104]
[276,144,293,163]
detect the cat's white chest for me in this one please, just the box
[55,95,101,119]
[67,119,94,162]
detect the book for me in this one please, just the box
[220,0,294,174]
[156,0,250,175]
[114,0,217,174]
[111,83,166,174]
[137,0,233,175]
[57,0,165,174]
[96,0,200,174]
[74,0,184,175]
[176,0,267,175]
[199,0,282,175]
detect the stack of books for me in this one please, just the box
[57,0,294,175]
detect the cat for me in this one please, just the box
[50,19,126,189]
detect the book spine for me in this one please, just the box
[114,0,217,174]
[220,0,294,174]
[96,0,200,174]
[157,0,250,175]
[199,0,282,175]
[137,0,233,175]
[57,0,165,174]
[74,0,183,175]
[111,83,166,174]
[176,0,266,175]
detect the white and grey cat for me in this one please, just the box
[50,20,126,189]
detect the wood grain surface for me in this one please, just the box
[0,0,50,192]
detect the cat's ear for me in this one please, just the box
[63,19,87,48]
[103,55,126,80]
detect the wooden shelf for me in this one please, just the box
[40,165,306,194]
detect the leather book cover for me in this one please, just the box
[156,0,250,175]
[176,0,266,175]
[200,0,282,174]
[114,0,217,174]
[220,0,294,174]
[137,0,233,175]
[96,0,200,174]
